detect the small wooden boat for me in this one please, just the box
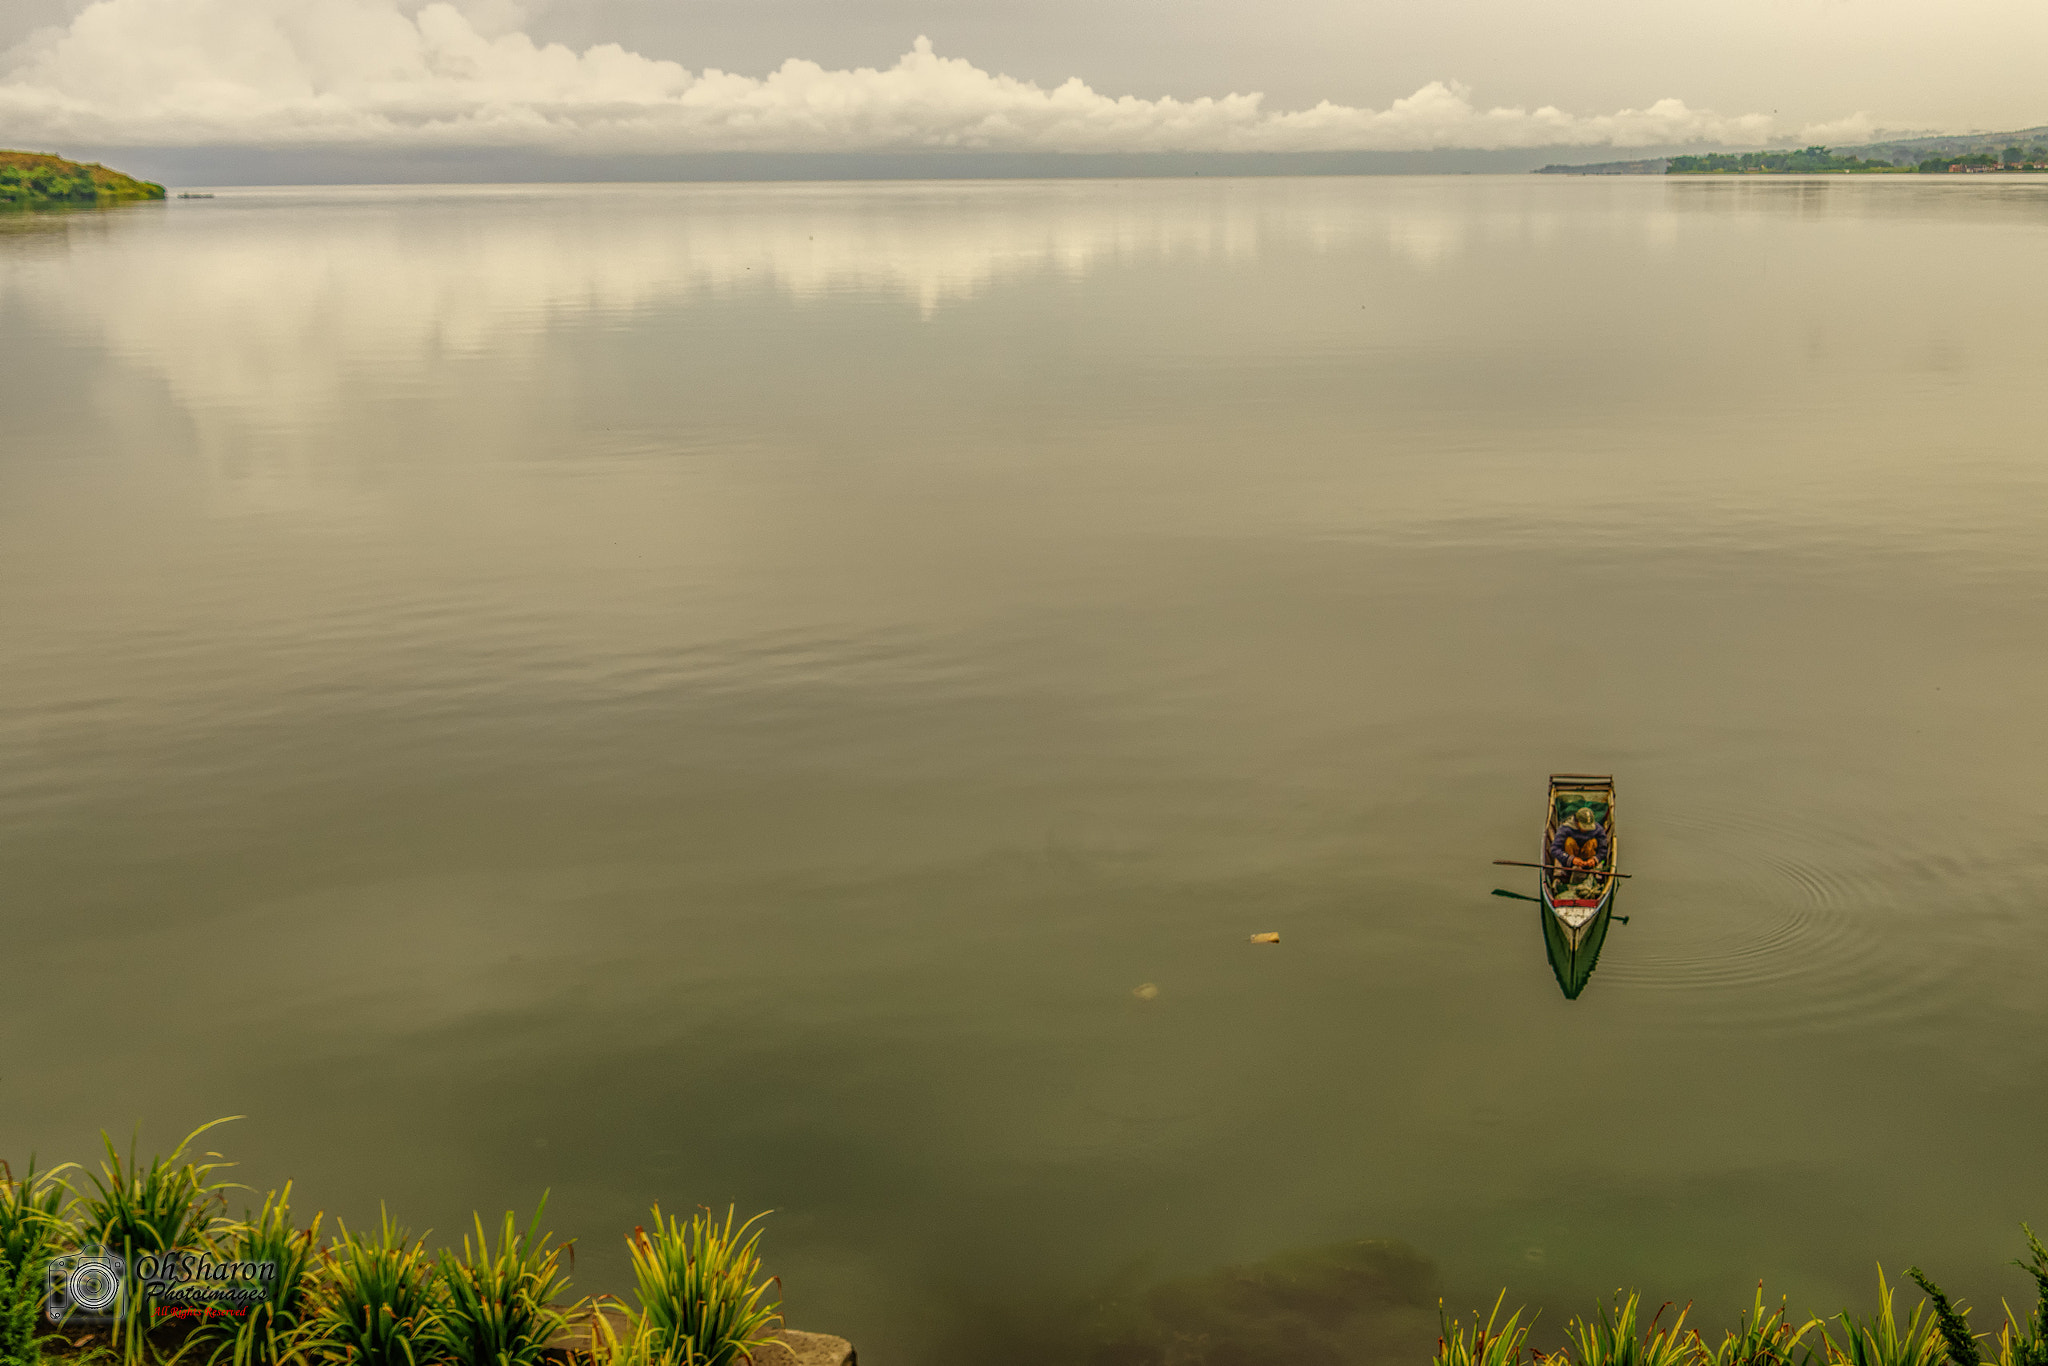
[1539,775,1619,996]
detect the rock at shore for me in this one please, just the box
[748,1329,857,1366]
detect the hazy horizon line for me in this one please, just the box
[27,130,2048,190]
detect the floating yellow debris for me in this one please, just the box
[1133,983,1159,1000]
[1249,932,1280,944]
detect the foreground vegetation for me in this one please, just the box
[0,151,164,206]
[1436,1234,2048,1366]
[7,1121,2042,1366]
[946,1229,2047,1366]
[0,1121,782,1366]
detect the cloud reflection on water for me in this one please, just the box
[6,180,1534,508]
[4,177,2044,544]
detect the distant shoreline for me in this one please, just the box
[14,125,2048,189]
[1539,124,2048,176]
[1,149,164,205]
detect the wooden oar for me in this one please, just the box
[1492,860,1632,878]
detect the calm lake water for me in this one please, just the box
[4,176,2045,1362]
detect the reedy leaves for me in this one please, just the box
[627,1207,780,1366]
[1824,1267,1944,1366]
[1436,1291,1532,1366]
[308,1211,442,1366]
[431,1199,574,1366]
[196,1185,328,1366]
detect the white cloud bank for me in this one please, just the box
[0,0,1829,153]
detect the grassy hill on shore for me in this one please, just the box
[1,149,165,205]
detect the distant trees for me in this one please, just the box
[0,153,163,205]
[1667,146,1898,174]
[0,162,103,203]
[1917,152,2002,172]
[1666,141,2048,177]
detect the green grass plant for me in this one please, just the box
[1819,1268,1940,1366]
[1435,1292,1532,1366]
[626,1206,780,1366]
[1562,1292,1694,1366]
[2,1253,42,1366]
[78,1119,245,1363]
[2,1158,74,1268]
[1997,1319,2048,1366]
[1696,1283,1820,1366]
[195,1185,327,1366]
[309,1211,442,1366]
[1992,1228,2048,1366]
[79,1119,242,1257]
[3,1158,75,1366]
[588,1308,694,1366]
[1908,1268,1983,1366]
[3,1160,75,1366]
[431,1199,574,1366]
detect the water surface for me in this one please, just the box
[4,175,2046,1361]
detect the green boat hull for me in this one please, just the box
[1540,888,1618,999]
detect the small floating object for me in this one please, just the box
[1132,983,1159,1000]
[1249,932,1280,944]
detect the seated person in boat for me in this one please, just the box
[1551,806,1608,873]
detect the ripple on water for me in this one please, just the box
[1599,804,2026,1030]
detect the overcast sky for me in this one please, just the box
[1,0,2042,158]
